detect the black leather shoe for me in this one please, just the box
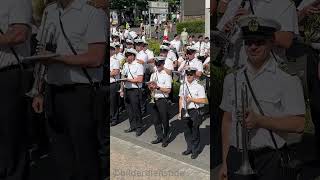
[124,128,135,133]
[136,129,143,136]
[162,141,168,147]
[110,121,118,126]
[182,149,192,156]
[151,138,162,144]
[191,152,199,159]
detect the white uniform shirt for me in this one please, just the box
[0,0,32,68]
[37,0,107,85]
[122,62,144,89]
[164,57,174,71]
[110,56,120,83]
[150,70,172,98]
[220,57,306,149]
[217,0,299,67]
[170,39,181,52]
[179,80,206,109]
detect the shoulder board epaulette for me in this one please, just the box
[87,0,107,10]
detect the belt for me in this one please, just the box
[125,88,139,91]
[188,107,204,111]
[155,97,168,101]
[48,82,101,90]
[0,64,21,72]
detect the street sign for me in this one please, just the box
[150,8,168,14]
[148,1,169,8]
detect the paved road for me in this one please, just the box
[111,136,210,180]
[111,103,210,172]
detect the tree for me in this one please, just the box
[111,0,142,10]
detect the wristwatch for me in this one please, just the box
[157,87,160,90]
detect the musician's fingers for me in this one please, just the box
[308,7,320,14]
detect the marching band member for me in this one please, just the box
[170,34,182,53]
[179,67,208,159]
[122,48,144,137]
[115,42,125,64]
[159,45,174,75]
[110,43,120,126]
[144,40,155,82]
[0,0,32,178]
[148,57,172,147]
[219,16,305,180]
[163,40,178,66]
[32,0,107,179]
[178,46,204,79]
[134,39,148,115]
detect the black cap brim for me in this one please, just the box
[241,26,275,40]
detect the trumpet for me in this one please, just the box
[182,77,190,118]
[234,82,256,179]
[147,81,156,104]
[118,73,126,98]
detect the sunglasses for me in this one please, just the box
[186,72,195,76]
[244,39,267,46]
[155,61,165,66]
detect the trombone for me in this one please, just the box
[234,82,256,179]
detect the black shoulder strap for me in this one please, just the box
[0,29,24,70]
[243,69,280,150]
[58,12,94,86]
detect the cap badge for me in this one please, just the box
[248,18,259,32]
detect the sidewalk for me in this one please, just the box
[111,136,210,180]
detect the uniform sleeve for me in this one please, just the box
[164,75,172,88]
[197,85,206,98]
[197,61,204,72]
[277,2,299,35]
[9,0,32,26]
[148,51,154,60]
[164,60,174,70]
[113,59,120,70]
[216,0,238,30]
[219,74,234,112]
[136,64,144,76]
[282,76,306,115]
[85,8,107,44]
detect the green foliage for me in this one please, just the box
[303,14,320,43]
[33,0,46,23]
[172,79,181,102]
[111,0,135,10]
[176,20,205,34]
[147,39,161,56]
